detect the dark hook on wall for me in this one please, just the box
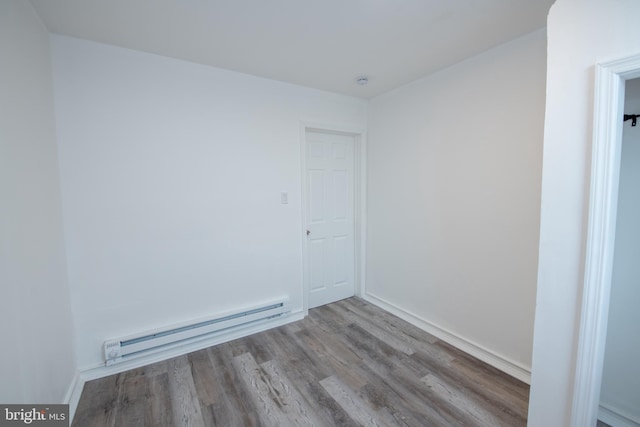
[624,114,639,127]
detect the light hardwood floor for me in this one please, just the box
[72,297,529,426]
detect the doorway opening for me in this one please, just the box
[596,77,640,427]
[572,54,640,427]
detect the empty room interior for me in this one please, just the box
[2,0,640,426]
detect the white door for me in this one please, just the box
[305,130,355,309]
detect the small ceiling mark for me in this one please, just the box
[355,76,369,86]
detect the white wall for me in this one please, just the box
[50,35,368,370]
[366,30,546,374]
[0,0,76,403]
[528,1,640,425]
[599,77,640,423]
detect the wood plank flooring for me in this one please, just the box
[72,297,529,426]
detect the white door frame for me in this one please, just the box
[571,52,640,427]
[300,122,366,314]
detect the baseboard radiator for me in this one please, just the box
[103,297,291,366]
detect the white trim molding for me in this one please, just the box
[571,52,640,427]
[64,370,84,423]
[599,403,640,427]
[363,292,531,384]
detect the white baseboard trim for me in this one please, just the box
[599,403,640,427]
[63,370,84,423]
[362,292,531,384]
[70,310,304,422]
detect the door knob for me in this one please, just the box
[306,229,311,236]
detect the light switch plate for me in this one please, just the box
[281,191,288,204]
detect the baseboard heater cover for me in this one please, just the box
[103,297,290,366]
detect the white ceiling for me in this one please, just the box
[29,0,554,98]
